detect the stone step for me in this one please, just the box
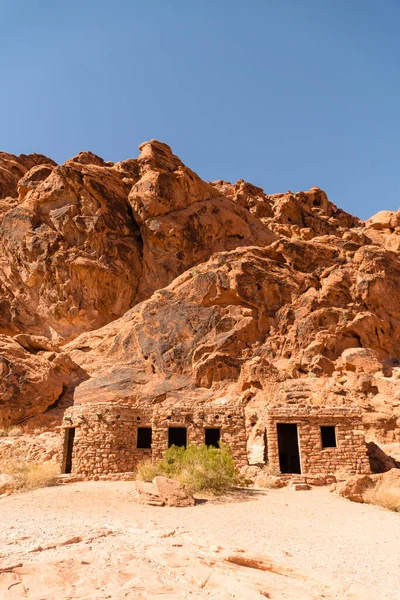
[290,483,311,491]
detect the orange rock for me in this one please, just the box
[153,476,195,507]
[0,139,399,446]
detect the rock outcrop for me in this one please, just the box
[333,468,400,506]
[0,140,399,449]
[0,335,79,426]
[133,476,195,507]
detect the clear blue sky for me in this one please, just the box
[1,0,399,219]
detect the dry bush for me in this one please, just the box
[24,463,59,490]
[0,426,23,438]
[0,459,59,492]
[262,461,281,476]
[135,458,163,483]
[364,486,400,512]
[256,474,285,489]
[8,427,23,437]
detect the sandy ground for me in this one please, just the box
[0,482,399,599]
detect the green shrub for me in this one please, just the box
[136,443,241,495]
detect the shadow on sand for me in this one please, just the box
[194,487,268,505]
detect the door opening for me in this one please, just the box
[64,427,76,474]
[168,427,187,448]
[205,428,220,448]
[277,423,301,474]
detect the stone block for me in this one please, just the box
[153,476,195,507]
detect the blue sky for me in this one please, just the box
[1,0,399,219]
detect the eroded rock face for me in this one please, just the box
[0,152,56,200]
[0,140,400,445]
[0,141,277,341]
[0,335,78,426]
[0,160,143,340]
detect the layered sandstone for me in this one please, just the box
[0,140,399,449]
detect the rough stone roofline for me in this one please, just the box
[265,405,362,419]
[65,400,245,413]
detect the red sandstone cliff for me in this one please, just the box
[0,141,399,445]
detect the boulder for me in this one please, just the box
[254,474,287,489]
[366,210,400,230]
[367,442,400,473]
[373,468,400,489]
[340,348,387,376]
[153,476,195,507]
[305,475,327,486]
[334,475,374,503]
[133,480,165,506]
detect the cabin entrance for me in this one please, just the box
[168,427,187,448]
[64,427,76,474]
[277,423,301,474]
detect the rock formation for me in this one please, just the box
[0,140,399,453]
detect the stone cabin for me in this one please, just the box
[263,403,370,475]
[61,399,248,477]
[61,397,370,477]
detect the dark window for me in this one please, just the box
[137,427,152,449]
[205,428,220,448]
[168,427,187,448]
[321,426,337,448]
[64,428,75,474]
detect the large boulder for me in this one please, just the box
[367,442,400,473]
[133,477,194,507]
[333,475,374,503]
[153,476,195,507]
[133,480,165,506]
[333,468,400,505]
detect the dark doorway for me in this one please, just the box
[205,428,220,448]
[277,423,301,474]
[137,427,152,449]
[168,427,187,448]
[64,427,75,474]
[321,426,337,448]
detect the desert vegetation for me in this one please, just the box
[0,426,23,437]
[136,443,241,494]
[364,486,400,512]
[0,458,59,493]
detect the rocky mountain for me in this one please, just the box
[0,141,399,445]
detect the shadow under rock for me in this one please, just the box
[194,487,269,505]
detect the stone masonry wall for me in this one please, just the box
[151,403,248,467]
[62,402,248,476]
[62,404,153,476]
[266,407,370,476]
